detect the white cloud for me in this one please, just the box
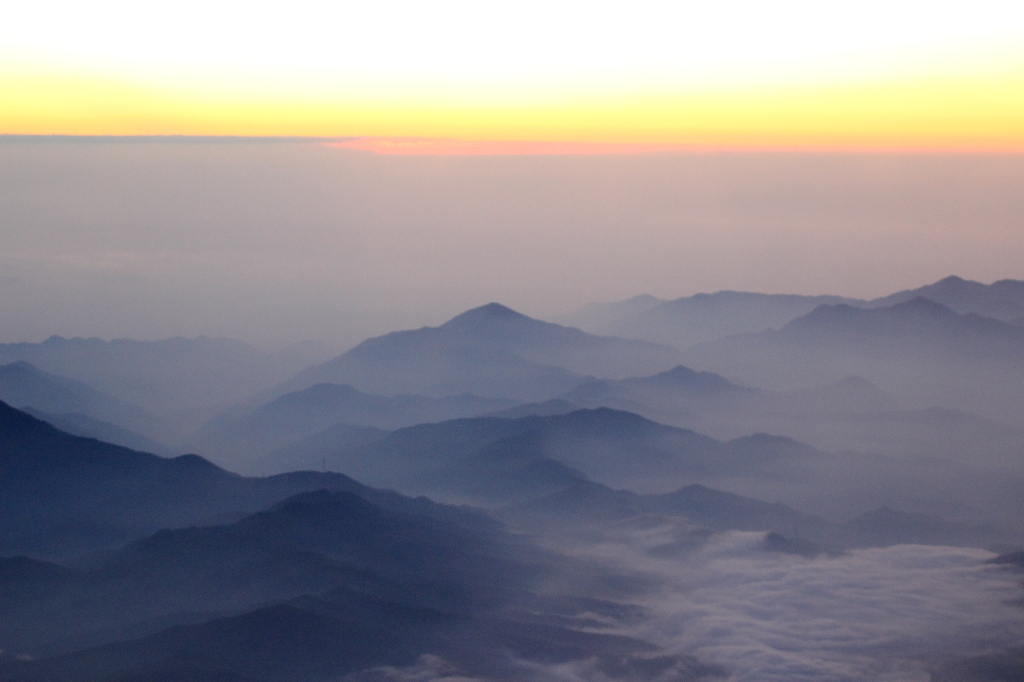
[592,531,1024,682]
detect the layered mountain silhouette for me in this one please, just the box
[0,488,529,658]
[498,480,998,550]
[0,400,494,559]
[20,407,171,456]
[560,276,1024,350]
[300,407,819,503]
[272,303,685,401]
[544,364,1024,475]
[679,298,1024,422]
[0,336,337,435]
[498,480,840,541]
[0,484,691,682]
[185,383,512,472]
[562,291,861,349]
[0,361,163,442]
[869,275,1024,322]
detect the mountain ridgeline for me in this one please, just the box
[270,303,686,401]
[3,275,1024,681]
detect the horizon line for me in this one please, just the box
[4,135,1024,156]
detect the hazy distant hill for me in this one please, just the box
[312,408,818,503]
[500,479,1000,550]
[0,487,669,682]
[0,488,528,659]
[0,400,493,559]
[868,275,1024,322]
[499,480,840,541]
[546,365,1024,475]
[186,383,512,471]
[0,361,163,438]
[563,364,759,423]
[679,297,1024,423]
[0,336,338,434]
[560,291,862,348]
[558,276,1024,350]
[20,407,172,456]
[273,303,685,401]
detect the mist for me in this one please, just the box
[1,139,1021,348]
[3,138,1024,682]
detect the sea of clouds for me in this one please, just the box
[350,523,1024,682]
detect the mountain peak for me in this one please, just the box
[891,296,958,316]
[441,303,535,329]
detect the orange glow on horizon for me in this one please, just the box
[2,66,1023,154]
[329,139,732,155]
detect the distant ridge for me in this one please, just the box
[868,275,1024,322]
[272,303,685,401]
[0,399,490,558]
[679,297,1024,422]
[442,302,533,325]
[0,335,336,430]
[559,276,1024,349]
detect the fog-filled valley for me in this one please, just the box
[3,275,1024,681]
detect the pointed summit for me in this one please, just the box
[868,276,1024,322]
[441,303,533,329]
[274,302,685,400]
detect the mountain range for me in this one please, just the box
[679,297,1024,422]
[0,400,496,559]
[286,407,822,504]
[0,360,163,443]
[271,303,685,401]
[561,276,1024,349]
[185,383,513,472]
[0,336,338,437]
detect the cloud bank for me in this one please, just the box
[569,529,1024,682]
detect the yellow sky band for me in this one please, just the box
[3,69,1022,152]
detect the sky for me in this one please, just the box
[2,0,1024,150]
[1,1,1022,347]
[1,141,1022,348]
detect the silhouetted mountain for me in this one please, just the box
[563,364,759,423]
[21,407,172,456]
[846,506,998,548]
[0,400,495,559]
[273,303,685,401]
[499,479,1003,551]
[0,489,527,656]
[497,480,841,543]
[186,383,512,471]
[760,532,822,558]
[0,361,163,439]
[558,277,1024,350]
[679,298,1024,422]
[560,291,863,349]
[554,366,1024,486]
[316,408,818,504]
[1,592,668,682]
[0,490,673,682]
[868,275,1024,322]
[0,336,338,436]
